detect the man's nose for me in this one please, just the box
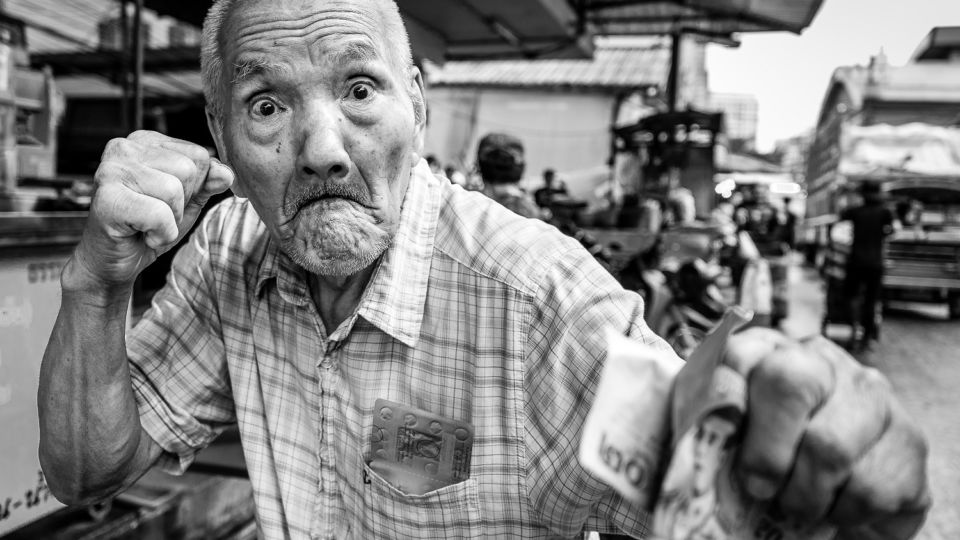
[295,103,350,182]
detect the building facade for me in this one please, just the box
[709,92,759,151]
[423,36,709,197]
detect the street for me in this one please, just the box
[783,264,960,540]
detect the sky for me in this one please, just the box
[706,0,960,152]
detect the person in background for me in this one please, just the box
[444,164,467,187]
[840,181,896,350]
[425,153,442,175]
[534,167,567,209]
[476,132,544,219]
[780,197,798,251]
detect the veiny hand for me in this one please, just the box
[73,130,234,287]
[726,328,930,540]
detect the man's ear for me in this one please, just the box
[409,66,427,164]
[205,106,248,198]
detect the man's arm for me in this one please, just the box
[38,262,162,504]
[38,131,234,504]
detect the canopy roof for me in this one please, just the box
[581,0,824,40]
[142,0,825,61]
[144,0,594,61]
[715,149,784,174]
[426,38,668,92]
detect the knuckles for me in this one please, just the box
[750,347,830,411]
[164,152,200,184]
[94,160,134,188]
[100,136,139,163]
[800,426,857,475]
[853,365,893,397]
[97,136,201,188]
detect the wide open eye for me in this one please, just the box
[350,82,373,101]
[251,97,280,118]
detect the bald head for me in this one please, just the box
[200,0,415,122]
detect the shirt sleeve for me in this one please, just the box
[522,242,681,538]
[126,212,234,474]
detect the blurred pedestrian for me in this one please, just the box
[444,164,467,187]
[778,197,798,251]
[425,154,442,175]
[534,168,567,208]
[476,132,543,219]
[841,182,895,350]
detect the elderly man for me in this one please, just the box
[39,0,928,539]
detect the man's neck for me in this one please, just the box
[308,265,376,335]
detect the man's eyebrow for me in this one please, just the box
[328,41,382,67]
[231,57,288,86]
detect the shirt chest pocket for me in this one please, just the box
[353,462,483,539]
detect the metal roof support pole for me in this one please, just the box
[120,0,130,132]
[666,29,681,112]
[132,0,144,131]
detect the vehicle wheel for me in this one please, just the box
[666,323,707,358]
[949,295,960,320]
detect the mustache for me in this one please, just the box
[287,183,372,213]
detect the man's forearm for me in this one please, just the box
[38,258,155,504]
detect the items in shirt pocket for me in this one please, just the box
[358,462,484,538]
[368,398,474,495]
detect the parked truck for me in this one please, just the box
[802,122,960,317]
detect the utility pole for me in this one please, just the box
[119,0,129,132]
[132,0,143,130]
[666,30,682,113]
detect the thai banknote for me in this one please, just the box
[581,308,837,540]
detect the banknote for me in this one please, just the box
[578,328,684,507]
[581,308,837,540]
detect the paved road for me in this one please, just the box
[783,265,960,540]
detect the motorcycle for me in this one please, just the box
[619,247,729,358]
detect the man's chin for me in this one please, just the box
[298,249,384,276]
[283,231,391,276]
[281,206,395,276]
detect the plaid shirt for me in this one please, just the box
[128,161,681,539]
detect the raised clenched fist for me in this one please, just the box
[70,130,234,288]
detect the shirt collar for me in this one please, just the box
[254,234,312,307]
[357,161,440,347]
[254,160,441,346]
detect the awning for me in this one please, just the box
[142,0,595,61]
[134,1,825,61]
[715,148,784,174]
[397,0,592,61]
[583,0,824,40]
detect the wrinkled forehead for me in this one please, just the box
[221,0,389,65]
